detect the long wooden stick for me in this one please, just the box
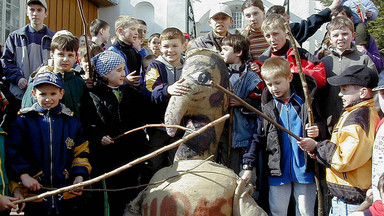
[12,114,229,205]
[76,0,94,79]
[284,22,322,216]
[283,22,314,125]
[211,81,300,141]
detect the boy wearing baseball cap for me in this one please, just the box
[191,3,233,52]
[298,65,380,215]
[5,71,91,215]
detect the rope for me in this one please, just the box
[41,156,214,193]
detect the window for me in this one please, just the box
[0,0,25,45]
[230,11,243,30]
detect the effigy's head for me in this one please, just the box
[165,49,229,160]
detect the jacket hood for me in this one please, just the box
[156,55,184,71]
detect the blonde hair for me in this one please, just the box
[261,57,291,80]
[261,13,286,34]
[114,15,138,35]
[327,16,354,33]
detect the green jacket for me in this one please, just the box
[21,68,86,119]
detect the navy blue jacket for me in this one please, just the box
[5,103,91,213]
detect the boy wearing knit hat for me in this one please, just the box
[5,71,91,215]
[298,65,380,215]
[82,51,147,216]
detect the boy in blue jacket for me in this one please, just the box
[5,71,91,216]
[258,57,324,215]
[142,27,189,183]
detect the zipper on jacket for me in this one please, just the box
[343,172,347,180]
[285,103,294,181]
[174,67,177,83]
[48,110,55,209]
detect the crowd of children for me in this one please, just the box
[0,0,383,215]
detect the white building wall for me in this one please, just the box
[98,0,328,52]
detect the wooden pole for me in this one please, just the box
[283,22,322,216]
[12,114,230,205]
[76,0,94,79]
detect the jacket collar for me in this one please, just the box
[156,55,184,71]
[344,98,375,112]
[329,43,357,57]
[20,103,73,116]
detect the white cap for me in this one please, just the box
[27,0,48,10]
[209,4,232,19]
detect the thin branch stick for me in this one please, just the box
[76,0,94,79]
[112,124,193,140]
[283,22,314,126]
[12,114,229,205]
[211,81,300,141]
[41,155,214,192]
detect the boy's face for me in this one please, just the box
[149,37,161,56]
[51,49,77,73]
[32,84,64,109]
[338,84,361,107]
[161,39,183,66]
[104,63,126,87]
[330,27,355,53]
[378,90,384,112]
[79,35,87,47]
[138,24,147,39]
[264,27,287,52]
[243,6,265,31]
[209,14,233,36]
[264,74,293,99]
[101,26,110,44]
[119,24,138,44]
[26,4,47,28]
[220,45,241,64]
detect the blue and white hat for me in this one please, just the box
[33,72,63,88]
[91,51,125,77]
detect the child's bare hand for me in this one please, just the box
[0,195,18,212]
[240,170,253,185]
[229,97,241,107]
[305,124,319,138]
[167,78,189,96]
[101,135,114,145]
[69,176,84,196]
[329,0,343,11]
[125,71,141,86]
[249,62,260,73]
[18,78,28,90]
[20,174,42,191]
[13,189,25,213]
[297,137,317,152]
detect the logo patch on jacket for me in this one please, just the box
[65,137,75,149]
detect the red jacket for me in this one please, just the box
[259,41,327,88]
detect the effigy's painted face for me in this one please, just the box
[164,49,229,160]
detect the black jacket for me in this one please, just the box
[261,73,325,176]
[82,84,147,174]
